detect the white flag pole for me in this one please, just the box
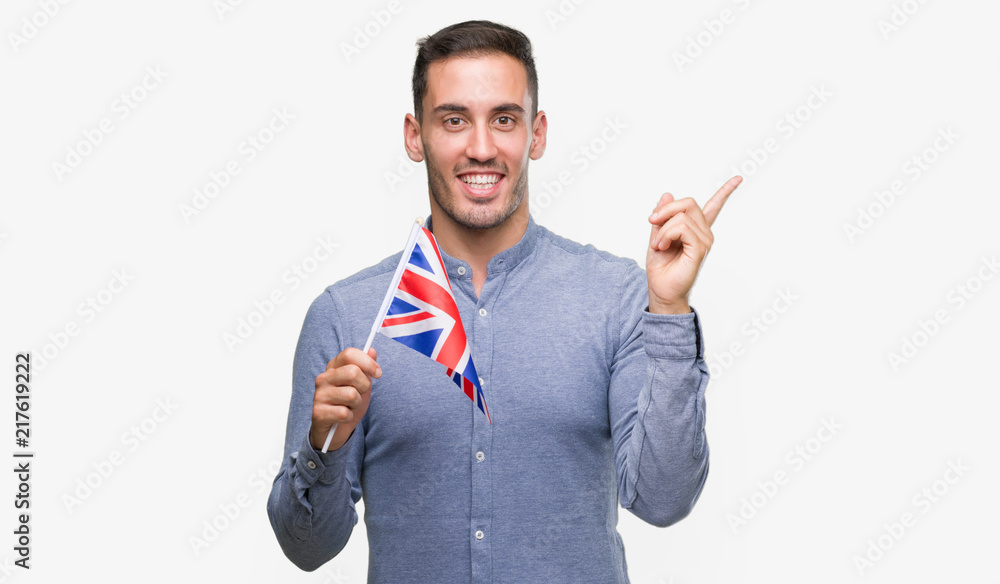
[321,218,425,453]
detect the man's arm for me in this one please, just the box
[609,262,710,527]
[266,289,366,571]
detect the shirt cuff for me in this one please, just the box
[641,305,704,360]
[295,425,360,485]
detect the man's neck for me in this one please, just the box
[429,205,529,297]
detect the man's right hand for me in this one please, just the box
[310,347,381,452]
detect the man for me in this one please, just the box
[267,20,740,583]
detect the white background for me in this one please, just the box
[2,0,998,582]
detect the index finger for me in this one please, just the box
[702,175,743,227]
[329,346,381,378]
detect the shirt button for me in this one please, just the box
[478,377,484,385]
[457,266,466,275]
[479,308,487,317]
[476,451,485,461]
[307,460,317,470]
[475,530,484,540]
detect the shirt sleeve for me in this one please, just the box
[266,288,365,571]
[609,261,710,528]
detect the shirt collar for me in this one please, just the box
[424,213,539,275]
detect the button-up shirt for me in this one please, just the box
[267,215,710,583]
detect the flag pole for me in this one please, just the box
[321,218,425,453]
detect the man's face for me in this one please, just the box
[405,53,546,231]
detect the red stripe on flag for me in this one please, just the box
[397,270,466,368]
[382,311,434,327]
[398,271,459,322]
[423,228,455,294]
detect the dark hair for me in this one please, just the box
[412,20,538,122]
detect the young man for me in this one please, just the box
[268,20,740,583]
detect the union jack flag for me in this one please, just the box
[379,225,491,422]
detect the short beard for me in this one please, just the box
[425,145,528,230]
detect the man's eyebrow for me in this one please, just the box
[493,103,526,115]
[433,104,468,114]
[432,103,527,115]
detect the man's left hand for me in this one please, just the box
[646,176,742,314]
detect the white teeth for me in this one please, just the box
[461,174,500,186]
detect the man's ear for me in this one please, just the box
[529,110,547,160]
[404,113,424,162]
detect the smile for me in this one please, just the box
[457,173,504,196]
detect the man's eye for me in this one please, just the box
[446,118,463,126]
[496,116,512,125]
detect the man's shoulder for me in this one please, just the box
[321,251,402,301]
[533,222,644,276]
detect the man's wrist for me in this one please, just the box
[647,298,691,315]
[309,422,356,452]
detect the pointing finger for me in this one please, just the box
[703,176,742,227]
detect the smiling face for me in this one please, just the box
[405,53,546,231]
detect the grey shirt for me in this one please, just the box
[267,215,710,583]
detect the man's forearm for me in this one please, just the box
[266,430,361,571]
[620,309,710,528]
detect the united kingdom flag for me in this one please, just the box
[379,226,491,423]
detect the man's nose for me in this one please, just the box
[465,123,498,161]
